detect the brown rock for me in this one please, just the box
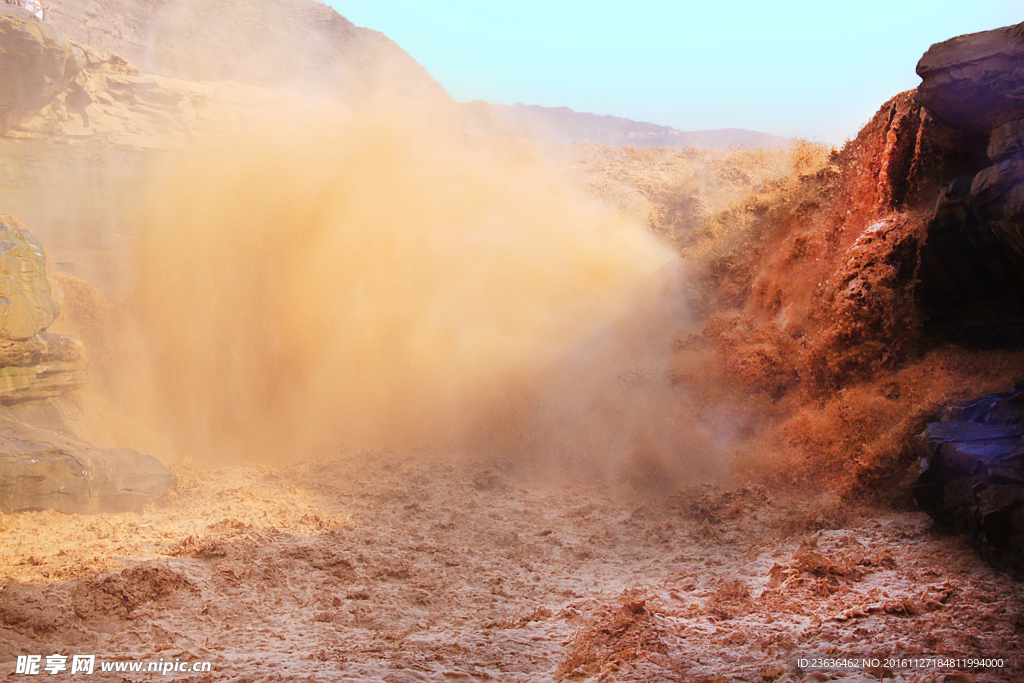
[917,21,1024,133]
[913,390,1024,577]
[0,6,79,134]
[0,333,86,404]
[0,406,176,514]
[988,118,1024,161]
[970,157,1024,207]
[0,214,60,339]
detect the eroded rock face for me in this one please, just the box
[917,21,1024,134]
[0,6,79,134]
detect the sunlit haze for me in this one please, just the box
[328,0,1021,143]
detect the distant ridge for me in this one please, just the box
[489,102,794,149]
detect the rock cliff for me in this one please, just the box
[0,5,79,134]
[915,21,1024,344]
[44,0,450,105]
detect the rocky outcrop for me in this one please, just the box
[0,214,85,403]
[916,22,1024,134]
[0,406,176,514]
[0,214,175,513]
[915,21,1024,344]
[0,6,80,134]
[0,213,59,338]
[913,391,1024,577]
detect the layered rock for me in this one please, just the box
[0,214,85,403]
[0,6,80,134]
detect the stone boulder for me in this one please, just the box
[917,21,1024,134]
[0,406,176,514]
[913,390,1024,577]
[0,5,80,134]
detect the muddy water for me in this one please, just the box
[0,457,1019,682]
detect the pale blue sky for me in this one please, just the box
[326,1,1021,143]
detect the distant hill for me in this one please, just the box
[486,102,794,149]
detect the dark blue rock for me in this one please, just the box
[913,390,1024,576]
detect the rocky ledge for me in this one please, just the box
[0,407,177,514]
[0,212,175,513]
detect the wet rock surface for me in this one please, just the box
[0,406,176,514]
[913,390,1024,576]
